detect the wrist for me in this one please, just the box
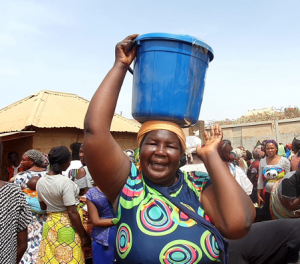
[113,61,130,71]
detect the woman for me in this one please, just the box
[257,140,290,220]
[231,148,248,174]
[291,138,300,171]
[218,141,253,195]
[36,146,90,264]
[83,34,255,263]
[14,149,48,264]
[270,164,300,219]
[86,187,116,264]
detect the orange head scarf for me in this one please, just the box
[137,121,186,152]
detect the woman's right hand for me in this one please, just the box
[115,34,139,67]
[257,192,264,207]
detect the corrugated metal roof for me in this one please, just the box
[0,90,140,133]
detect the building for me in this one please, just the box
[0,90,140,179]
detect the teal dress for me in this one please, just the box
[115,163,221,263]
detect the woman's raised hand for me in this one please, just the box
[115,34,139,67]
[196,124,223,162]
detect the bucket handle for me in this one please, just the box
[128,40,137,75]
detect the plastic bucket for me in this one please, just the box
[131,33,214,127]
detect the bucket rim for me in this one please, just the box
[136,33,214,62]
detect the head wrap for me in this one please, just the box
[137,121,186,151]
[231,148,244,159]
[48,146,71,174]
[25,149,45,168]
[266,140,278,150]
[185,136,202,162]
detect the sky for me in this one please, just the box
[0,0,299,123]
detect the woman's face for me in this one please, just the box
[140,130,181,187]
[21,154,34,170]
[79,146,85,165]
[266,143,277,157]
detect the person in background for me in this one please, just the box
[0,142,32,264]
[277,143,287,157]
[257,140,290,220]
[83,34,255,264]
[228,218,300,264]
[270,163,300,219]
[14,149,48,264]
[261,140,268,156]
[180,136,207,173]
[62,142,82,176]
[86,186,116,264]
[285,143,292,159]
[248,149,265,222]
[36,146,90,264]
[291,138,300,171]
[244,150,253,169]
[218,141,253,195]
[231,148,248,174]
[6,151,24,181]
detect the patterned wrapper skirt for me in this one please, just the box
[37,209,84,264]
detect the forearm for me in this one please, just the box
[283,197,300,211]
[68,210,86,238]
[84,62,128,134]
[203,151,254,232]
[17,229,28,263]
[92,218,115,227]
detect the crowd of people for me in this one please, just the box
[1,34,300,264]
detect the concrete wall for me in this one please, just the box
[206,118,300,150]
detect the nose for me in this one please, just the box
[155,143,167,156]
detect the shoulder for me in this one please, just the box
[280,157,290,164]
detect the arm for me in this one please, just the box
[257,160,264,206]
[76,167,86,180]
[17,229,28,263]
[39,201,47,211]
[282,196,300,211]
[66,205,87,239]
[84,34,138,205]
[86,200,114,227]
[198,125,255,239]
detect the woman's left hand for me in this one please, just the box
[196,124,222,162]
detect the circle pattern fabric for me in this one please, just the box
[136,194,178,236]
[159,240,202,264]
[116,223,132,259]
[200,230,220,261]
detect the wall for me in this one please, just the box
[111,132,138,150]
[206,118,300,150]
[32,127,84,154]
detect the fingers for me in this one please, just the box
[204,131,209,141]
[124,34,139,41]
[210,125,214,138]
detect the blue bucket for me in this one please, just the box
[131,33,214,127]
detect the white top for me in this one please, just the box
[62,160,82,177]
[36,174,79,212]
[180,163,208,173]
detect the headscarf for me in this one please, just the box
[231,149,244,159]
[185,136,202,162]
[48,146,71,174]
[137,121,186,151]
[24,149,45,168]
[266,140,278,150]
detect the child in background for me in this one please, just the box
[22,176,46,214]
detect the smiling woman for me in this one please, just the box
[83,34,255,264]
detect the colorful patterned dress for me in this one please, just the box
[115,163,220,264]
[14,170,48,264]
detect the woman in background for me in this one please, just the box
[257,140,290,220]
[14,149,48,264]
[291,138,300,171]
[86,187,116,264]
[36,146,90,264]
